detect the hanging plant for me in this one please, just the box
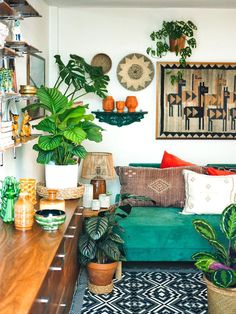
[147,20,197,84]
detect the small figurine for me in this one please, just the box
[0,176,20,223]
[20,111,32,137]
[10,111,20,141]
[12,20,22,42]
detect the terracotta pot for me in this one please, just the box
[87,261,118,286]
[204,276,236,314]
[116,101,125,113]
[102,96,114,112]
[125,96,138,112]
[169,36,186,52]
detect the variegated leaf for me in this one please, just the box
[221,204,236,240]
[193,219,216,241]
[86,216,108,240]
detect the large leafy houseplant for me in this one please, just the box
[192,203,236,288]
[24,55,109,165]
[147,20,197,84]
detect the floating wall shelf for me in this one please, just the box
[5,41,41,54]
[0,0,41,19]
[92,111,148,127]
[0,47,18,58]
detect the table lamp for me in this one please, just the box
[81,152,116,199]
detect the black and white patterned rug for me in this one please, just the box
[80,271,207,314]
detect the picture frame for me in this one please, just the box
[156,62,236,139]
[26,53,46,120]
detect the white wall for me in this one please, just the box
[0,0,49,181]
[51,7,236,196]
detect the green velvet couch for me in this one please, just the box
[118,163,235,262]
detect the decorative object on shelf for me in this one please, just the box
[102,95,114,112]
[19,85,37,95]
[156,62,236,140]
[0,69,14,93]
[81,152,115,199]
[20,111,31,137]
[23,54,109,189]
[116,101,125,113]
[92,111,148,127]
[91,199,100,211]
[10,112,19,141]
[91,53,112,74]
[39,189,65,211]
[192,204,236,313]
[0,176,20,223]
[0,22,8,47]
[12,20,22,41]
[117,53,154,91]
[0,118,14,148]
[36,182,84,200]
[45,164,79,189]
[82,184,93,208]
[19,178,36,205]
[35,209,66,232]
[99,193,110,208]
[147,20,197,84]
[125,96,138,112]
[14,191,34,230]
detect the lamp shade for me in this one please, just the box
[81,152,116,180]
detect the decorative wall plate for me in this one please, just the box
[91,53,112,74]
[117,53,154,91]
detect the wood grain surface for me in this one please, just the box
[0,199,81,314]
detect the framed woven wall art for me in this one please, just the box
[156,62,236,139]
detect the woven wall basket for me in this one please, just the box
[36,182,84,200]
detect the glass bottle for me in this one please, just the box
[14,192,34,230]
[39,189,65,211]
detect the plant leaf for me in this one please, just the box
[212,269,235,288]
[192,252,217,261]
[209,239,228,260]
[37,86,69,114]
[86,216,108,240]
[195,257,216,272]
[33,117,56,134]
[221,204,236,240]
[38,135,62,151]
[100,239,121,261]
[109,233,124,244]
[193,219,216,241]
[33,144,54,164]
[78,234,96,259]
[72,145,87,159]
[63,127,87,143]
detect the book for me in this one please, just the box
[0,126,13,133]
[0,131,12,139]
[1,121,13,128]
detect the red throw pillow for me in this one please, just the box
[160,151,195,168]
[207,167,236,176]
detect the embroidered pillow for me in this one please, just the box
[116,166,204,208]
[160,151,195,168]
[182,170,236,215]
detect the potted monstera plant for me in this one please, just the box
[192,203,236,314]
[147,20,197,84]
[24,54,109,189]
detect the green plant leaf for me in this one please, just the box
[78,254,91,266]
[78,234,96,259]
[36,149,54,164]
[81,121,103,142]
[209,239,228,260]
[33,117,56,134]
[22,102,51,113]
[58,105,86,125]
[100,239,121,261]
[192,252,217,261]
[193,219,216,241]
[109,233,124,244]
[37,86,69,114]
[63,127,87,143]
[195,257,216,272]
[212,270,235,288]
[86,216,109,240]
[72,145,87,159]
[38,135,63,151]
[221,204,236,240]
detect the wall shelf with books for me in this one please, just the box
[5,41,41,54]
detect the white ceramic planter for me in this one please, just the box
[45,164,79,189]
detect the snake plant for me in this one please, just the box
[192,203,236,288]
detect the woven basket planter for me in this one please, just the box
[205,276,236,314]
[36,182,84,200]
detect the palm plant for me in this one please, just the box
[192,203,236,288]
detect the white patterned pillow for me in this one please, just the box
[182,170,236,214]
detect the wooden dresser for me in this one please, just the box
[0,200,83,314]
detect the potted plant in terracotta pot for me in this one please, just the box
[192,203,236,314]
[147,20,197,84]
[78,210,126,294]
[23,54,109,189]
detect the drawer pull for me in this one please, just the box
[36,297,49,303]
[68,225,76,229]
[64,234,75,239]
[60,303,66,307]
[49,266,62,271]
[56,253,66,258]
[74,212,83,216]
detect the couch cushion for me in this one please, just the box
[160,151,195,168]
[118,206,225,261]
[116,165,204,208]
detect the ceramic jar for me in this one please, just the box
[83,184,93,208]
[103,96,114,112]
[14,192,35,230]
[116,101,125,113]
[39,189,65,211]
[19,178,36,205]
[125,96,138,112]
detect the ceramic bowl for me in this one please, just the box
[35,209,66,231]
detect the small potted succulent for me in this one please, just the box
[192,203,236,314]
[147,20,197,84]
